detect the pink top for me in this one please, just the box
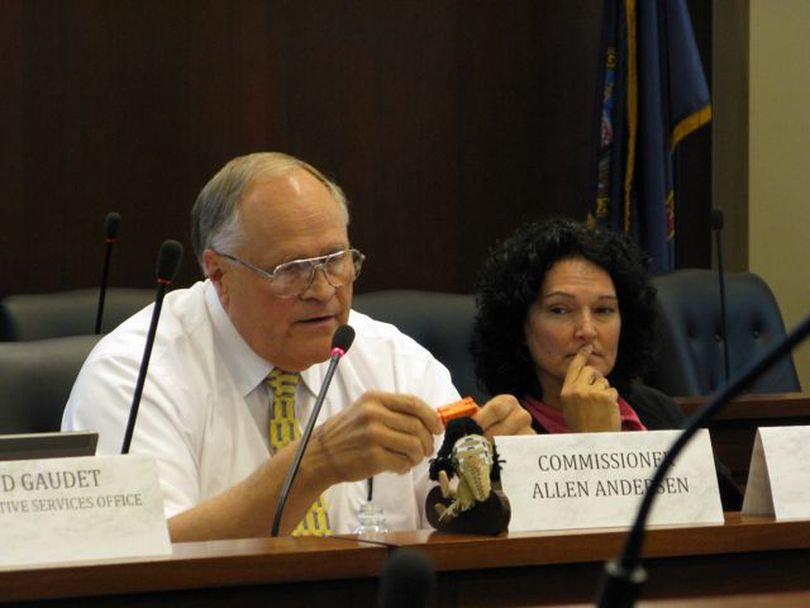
[522,395,646,433]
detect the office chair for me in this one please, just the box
[0,288,154,341]
[353,290,486,403]
[647,269,801,397]
[0,335,100,434]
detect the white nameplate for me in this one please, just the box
[495,430,723,532]
[743,425,810,519]
[0,454,171,567]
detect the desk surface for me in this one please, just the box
[675,392,810,420]
[0,536,386,605]
[353,513,810,606]
[2,514,809,606]
[3,395,809,606]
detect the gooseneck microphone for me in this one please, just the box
[711,208,730,382]
[95,211,122,334]
[120,240,184,454]
[596,312,810,607]
[377,549,436,608]
[271,324,355,537]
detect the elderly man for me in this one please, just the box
[62,152,531,541]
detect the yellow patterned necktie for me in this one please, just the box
[267,367,331,536]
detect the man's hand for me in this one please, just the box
[560,345,620,432]
[310,391,443,485]
[473,393,534,439]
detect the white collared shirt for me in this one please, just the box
[62,280,459,533]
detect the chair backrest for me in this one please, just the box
[353,290,486,403]
[647,269,801,397]
[0,335,101,434]
[0,288,154,341]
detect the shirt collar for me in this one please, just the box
[204,280,331,398]
[205,281,273,398]
[298,361,330,400]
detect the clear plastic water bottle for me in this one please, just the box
[354,501,388,534]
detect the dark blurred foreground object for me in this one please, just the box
[377,549,436,608]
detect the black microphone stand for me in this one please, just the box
[96,212,121,334]
[712,209,730,382]
[121,240,184,454]
[271,325,355,537]
[596,312,810,607]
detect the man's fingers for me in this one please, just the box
[371,391,443,435]
[473,394,517,431]
[369,411,437,459]
[314,392,443,482]
[367,444,416,475]
[473,394,533,437]
[484,414,535,438]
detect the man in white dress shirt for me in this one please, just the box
[62,152,532,541]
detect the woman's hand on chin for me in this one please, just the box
[559,345,620,433]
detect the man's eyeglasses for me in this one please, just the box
[215,248,365,298]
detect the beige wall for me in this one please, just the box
[713,0,749,273]
[748,0,810,390]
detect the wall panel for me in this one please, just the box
[0,1,710,297]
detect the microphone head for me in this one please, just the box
[105,212,122,241]
[377,549,435,608]
[711,208,724,231]
[156,239,184,284]
[331,324,355,355]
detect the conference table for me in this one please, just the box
[1,514,809,606]
[2,393,809,607]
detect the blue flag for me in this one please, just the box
[590,0,711,273]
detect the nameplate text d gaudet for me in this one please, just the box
[495,430,723,532]
[0,455,170,567]
[743,425,810,519]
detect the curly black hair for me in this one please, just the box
[471,218,657,401]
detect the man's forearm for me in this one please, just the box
[167,440,331,541]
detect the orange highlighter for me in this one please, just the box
[436,396,479,426]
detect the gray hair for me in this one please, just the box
[190,152,350,274]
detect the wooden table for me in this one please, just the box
[0,536,386,606]
[2,514,809,607]
[567,590,810,607]
[361,513,810,606]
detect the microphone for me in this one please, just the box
[596,311,810,607]
[711,208,730,383]
[95,211,122,334]
[120,240,184,454]
[377,549,436,608]
[271,324,356,537]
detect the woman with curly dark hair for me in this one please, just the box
[471,218,742,507]
[472,217,669,431]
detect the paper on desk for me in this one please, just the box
[743,425,810,519]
